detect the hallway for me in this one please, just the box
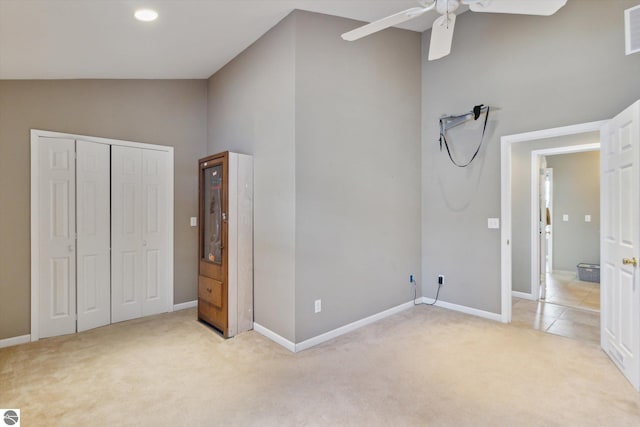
[512,272,600,344]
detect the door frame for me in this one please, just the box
[545,168,553,274]
[500,120,607,322]
[30,129,175,341]
[528,144,600,301]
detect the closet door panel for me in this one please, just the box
[141,149,169,315]
[111,145,143,322]
[76,140,111,332]
[37,137,76,338]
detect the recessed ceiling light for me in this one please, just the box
[134,9,158,22]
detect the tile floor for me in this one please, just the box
[512,272,600,344]
[543,270,600,311]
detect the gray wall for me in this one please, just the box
[0,80,207,340]
[207,15,297,341]
[422,0,640,313]
[511,132,600,294]
[207,11,421,343]
[294,12,421,342]
[547,151,600,271]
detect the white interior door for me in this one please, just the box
[76,140,111,332]
[601,100,640,391]
[141,149,169,316]
[538,157,548,300]
[111,146,169,322]
[38,137,76,338]
[111,145,143,322]
[545,169,553,274]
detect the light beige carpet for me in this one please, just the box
[1,306,639,426]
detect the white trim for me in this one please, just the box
[546,168,554,274]
[552,269,576,276]
[0,334,31,349]
[166,146,175,313]
[31,129,170,151]
[256,298,503,353]
[419,297,503,322]
[30,129,175,341]
[512,291,537,301]
[530,143,600,301]
[253,323,296,352]
[30,134,40,341]
[500,120,607,324]
[295,301,416,352]
[500,136,513,323]
[254,300,417,353]
[173,300,197,311]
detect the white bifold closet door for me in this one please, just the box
[76,140,111,332]
[111,146,169,323]
[37,137,77,338]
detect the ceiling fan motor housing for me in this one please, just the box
[436,0,460,15]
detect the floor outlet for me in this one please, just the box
[314,299,322,313]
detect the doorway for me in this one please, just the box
[514,145,602,344]
[500,123,604,341]
[500,102,640,392]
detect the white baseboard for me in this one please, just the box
[253,323,296,352]
[0,334,31,349]
[173,300,197,311]
[255,297,501,353]
[255,300,416,353]
[552,269,576,276]
[295,300,416,352]
[418,297,502,322]
[512,291,537,301]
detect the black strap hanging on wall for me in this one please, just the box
[439,104,490,168]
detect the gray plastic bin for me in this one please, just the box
[577,263,600,283]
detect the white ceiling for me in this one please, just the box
[0,0,454,79]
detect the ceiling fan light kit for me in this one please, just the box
[341,0,567,60]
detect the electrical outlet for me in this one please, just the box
[409,274,414,284]
[438,275,445,286]
[314,299,322,314]
[190,217,197,227]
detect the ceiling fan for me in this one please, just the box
[341,0,567,60]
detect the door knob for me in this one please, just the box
[623,257,638,267]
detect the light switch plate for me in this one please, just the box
[585,215,591,222]
[190,217,197,227]
[563,214,569,222]
[488,218,500,229]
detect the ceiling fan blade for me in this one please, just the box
[464,0,567,16]
[428,13,457,61]
[341,6,434,41]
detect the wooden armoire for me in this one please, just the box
[197,151,253,337]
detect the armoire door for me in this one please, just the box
[198,153,229,335]
[37,137,77,338]
[111,145,169,323]
[76,140,111,332]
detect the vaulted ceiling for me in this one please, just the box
[0,0,451,79]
